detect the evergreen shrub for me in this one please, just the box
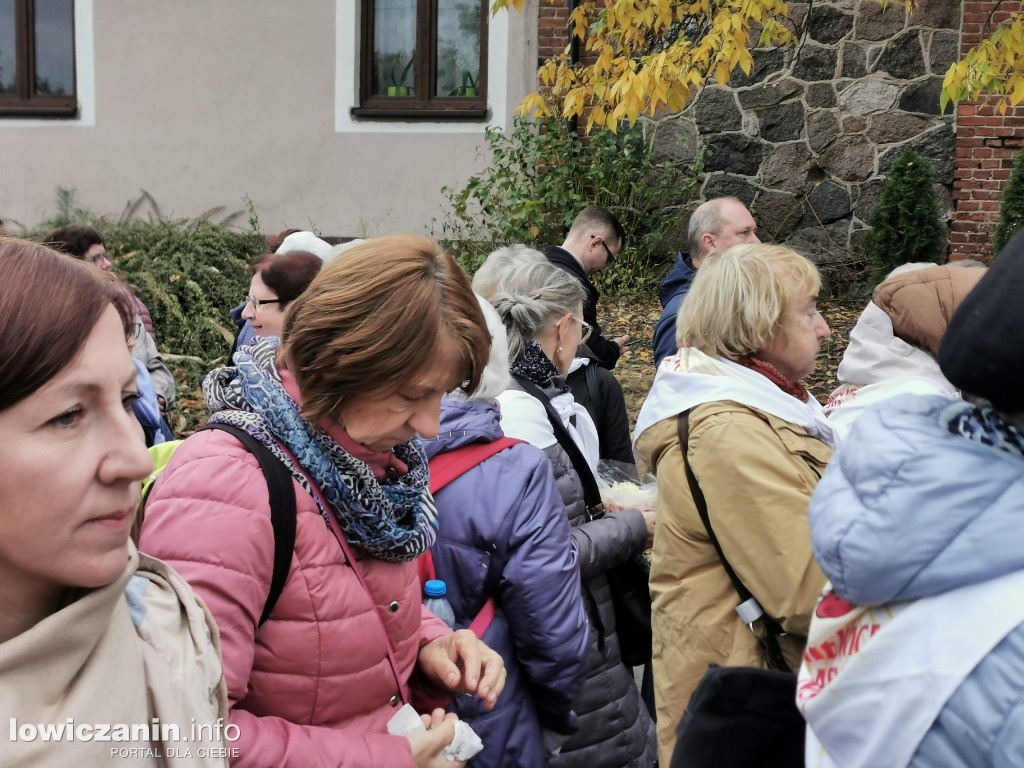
[994,147,1024,255]
[866,148,946,279]
[103,219,264,361]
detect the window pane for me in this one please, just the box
[34,0,74,96]
[0,0,15,94]
[373,0,416,96]
[436,0,480,97]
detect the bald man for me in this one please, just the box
[652,198,760,367]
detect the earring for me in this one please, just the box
[557,346,563,353]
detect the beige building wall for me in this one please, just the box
[0,0,540,238]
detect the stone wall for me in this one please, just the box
[646,0,960,293]
[535,0,1024,283]
[951,0,1024,260]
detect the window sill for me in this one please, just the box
[0,102,79,119]
[350,106,489,121]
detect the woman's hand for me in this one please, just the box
[417,630,506,710]
[641,508,656,550]
[407,709,464,768]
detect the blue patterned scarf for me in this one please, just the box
[510,339,569,394]
[948,404,1024,460]
[203,338,436,562]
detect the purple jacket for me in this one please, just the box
[423,398,590,768]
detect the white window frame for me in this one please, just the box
[0,0,95,127]
[335,0,509,134]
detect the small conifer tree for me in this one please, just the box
[994,148,1024,255]
[866,148,945,279]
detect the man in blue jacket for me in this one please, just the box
[652,197,759,367]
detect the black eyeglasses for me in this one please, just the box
[592,236,615,264]
[245,294,282,310]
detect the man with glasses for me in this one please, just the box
[544,205,631,370]
[544,207,636,464]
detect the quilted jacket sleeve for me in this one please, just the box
[569,512,648,580]
[139,431,416,768]
[498,447,589,734]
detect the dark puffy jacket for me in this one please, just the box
[423,398,590,768]
[567,349,634,464]
[498,380,658,768]
[544,245,622,370]
[652,255,696,368]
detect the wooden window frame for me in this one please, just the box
[353,0,488,120]
[0,0,77,118]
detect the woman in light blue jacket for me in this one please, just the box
[801,230,1024,768]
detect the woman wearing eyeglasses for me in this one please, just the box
[240,250,324,340]
[491,262,658,768]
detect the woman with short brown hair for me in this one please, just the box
[141,236,505,768]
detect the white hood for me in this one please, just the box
[837,302,953,390]
[634,348,836,449]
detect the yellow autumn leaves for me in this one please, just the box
[492,0,1023,129]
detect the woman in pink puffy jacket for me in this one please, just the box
[141,236,506,768]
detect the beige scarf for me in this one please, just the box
[0,544,229,767]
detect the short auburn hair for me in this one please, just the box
[282,235,489,422]
[677,243,821,359]
[251,250,323,306]
[0,237,132,411]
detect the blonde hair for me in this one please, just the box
[490,261,586,362]
[677,243,821,358]
[282,235,489,422]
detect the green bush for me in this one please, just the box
[439,115,700,296]
[103,219,264,362]
[22,190,266,433]
[866,148,946,279]
[994,148,1024,255]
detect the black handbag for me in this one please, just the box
[514,377,653,666]
[669,665,805,768]
[670,412,804,767]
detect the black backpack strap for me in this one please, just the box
[201,423,297,628]
[584,361,603,416]
[675,411,789,672]
[513,376,604,514]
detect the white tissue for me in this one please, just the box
[387,703,484,762]
[444,721,484,761]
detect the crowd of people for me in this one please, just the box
[0,199,1021,768]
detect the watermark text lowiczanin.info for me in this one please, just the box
[9,717,240,751]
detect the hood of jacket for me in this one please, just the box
[810,395,1024,607]
[836,301,954,391]
[658,253,696,307]
[872,264,986,358]
[635,347,835,449]
[423,398,503,460]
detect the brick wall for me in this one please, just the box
[537,0,570,64]
[952,0,1024,259]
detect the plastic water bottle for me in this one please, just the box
[423,579,457,629]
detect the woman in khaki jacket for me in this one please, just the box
[633,244,835,764]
